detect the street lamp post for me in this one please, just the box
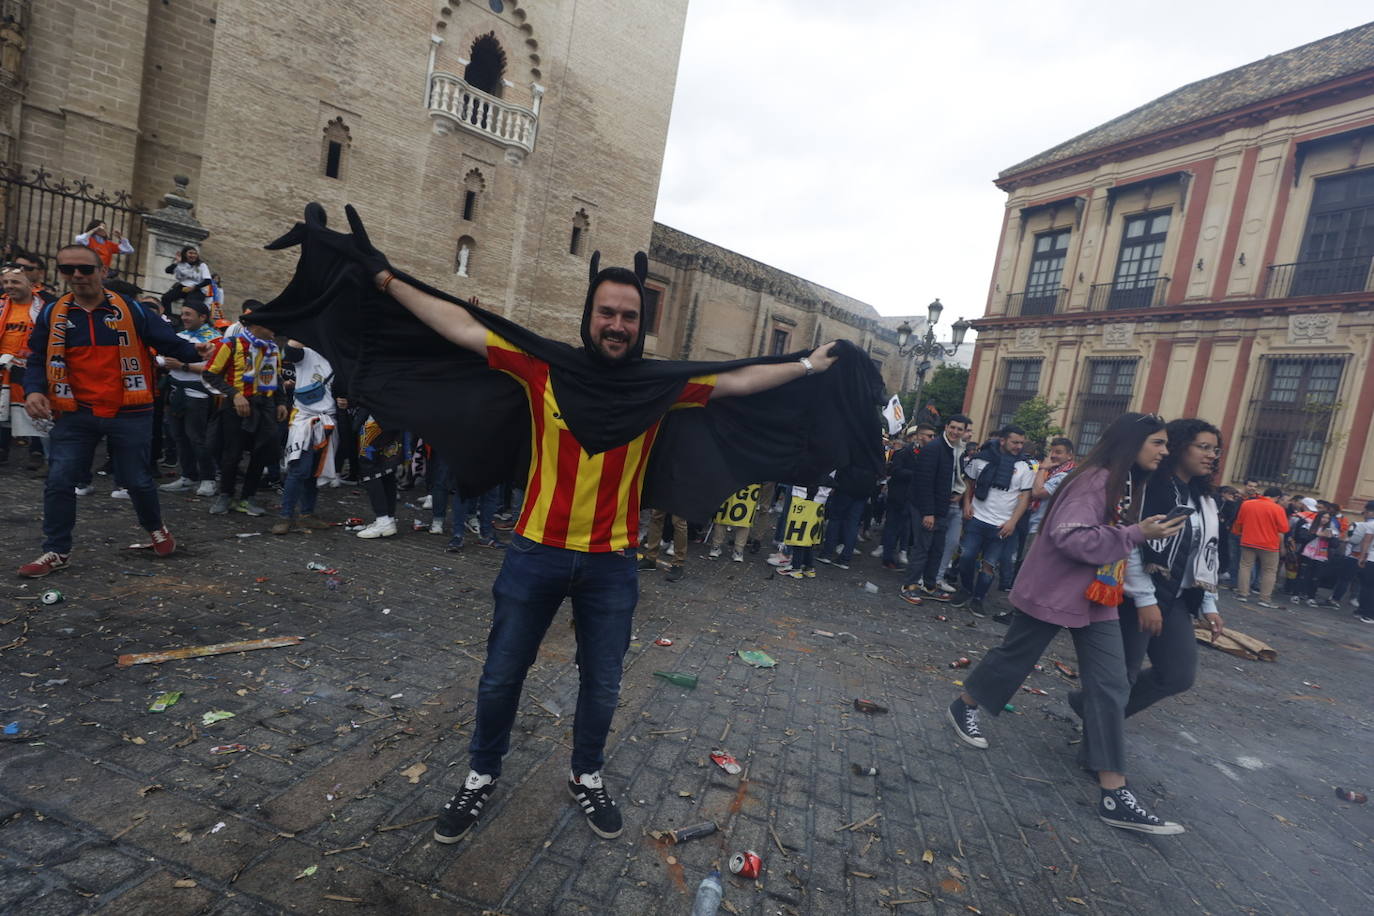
[896,299,970,419]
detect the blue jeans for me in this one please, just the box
[44,409,161,554]
[880,498,912,564]
[821,492,865,563]
[470,534,639,777]
[280,457,319,517]
[957,517,1014,601]
[466,487,499,539]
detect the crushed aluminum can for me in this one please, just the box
[1021,686,1049,696]
[1054,661,1078,679]
[210,743,248,755]
[711,749,742,775]
[654,638,673,647]
[1335,787,1367,803]
[729,850,762,879]
[851,763,878,777]
[40,589,64,605]
[306,561,328,571]
[949,657,971,669]
[933,614,949,622]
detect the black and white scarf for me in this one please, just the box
[1140,475,1219,596]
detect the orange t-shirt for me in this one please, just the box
[85,236,122,267]
[1232,497,1290,551]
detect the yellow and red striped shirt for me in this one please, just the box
[488,331,714,552]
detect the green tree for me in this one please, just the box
[1010,395,1065,456]
[904,365,968,422]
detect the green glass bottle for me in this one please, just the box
[653,671,698,689]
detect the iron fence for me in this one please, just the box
[1237,355,1349,492]
[1005,287,1068,316]
[1263,256,1374,299]
[0,163,146,288]
[1087,277,1169,311]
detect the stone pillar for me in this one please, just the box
[141,175,209,296]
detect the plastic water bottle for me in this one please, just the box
[690,868,723,915]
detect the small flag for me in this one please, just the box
[881,394,904,435]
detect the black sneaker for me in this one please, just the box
[568,771,622,838]
[637,556,657,571]
[1356,614,1374,624]
[991,611,1012,625]
[434,771,497,844]
[967,597,987,618]
[947,697,988,749]
[949,589,972,608]
[1099,786,1184,835]
[665,565,684,582]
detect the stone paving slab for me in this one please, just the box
[1,465,1371,915]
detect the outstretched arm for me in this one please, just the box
[711,341,839,399]
[374,269,488,356]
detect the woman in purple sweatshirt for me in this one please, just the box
[945,412,1190,835]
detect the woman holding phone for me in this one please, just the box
[1070,419,1224,740]
[945,412,1190,835]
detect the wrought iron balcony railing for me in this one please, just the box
[1263,256,1374,299]
[428,72,540,162]
[1087,277,1169,311]
[1005,287,1068,316]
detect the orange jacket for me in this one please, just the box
[1232,497,1290,551]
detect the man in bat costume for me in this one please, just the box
[253,204,883,843]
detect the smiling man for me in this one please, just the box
[372,249,839,844]
[18,245,204,577]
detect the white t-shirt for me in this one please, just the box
[965,456,1035,527]
[1349,519,1374,561]
[1028,470,1068,534]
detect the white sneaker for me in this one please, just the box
[110,488,130,500]
[195,479,218,497]
[465,516,480,534]
[869,546,883,558]
[74,485,95,496]
[326,477,344,488]
[767,552,790,566]
[421,495,433,509]
[897,550,908,565]
[708,546,722,559]
[732,550,744,562]
[429,519,444,535]
[159,477,194,492]
[665,543,675,557]
[356,516,398,539]
[937,579,958,593]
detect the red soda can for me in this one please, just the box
[950,657,971,669]
[729,850,762,879]
[933,615,948,622]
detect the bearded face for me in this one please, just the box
[587,281,641,362]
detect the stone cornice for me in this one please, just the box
[971,291,1374,333]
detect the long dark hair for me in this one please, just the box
[1155,417,1221,499]
[1043,412,1167,524]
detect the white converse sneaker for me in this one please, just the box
[194,479,218,497]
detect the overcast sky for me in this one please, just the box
[655,1,1373,330]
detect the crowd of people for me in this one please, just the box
[2,217,1369,853]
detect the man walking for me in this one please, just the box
[898,414,971,605]
[18,245,202,576]
[1232,485,1289,608]
[878,425,925,568]
[158,301,220,496]
[951,426,1034,617]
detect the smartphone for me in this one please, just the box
[1163,504,1194,522]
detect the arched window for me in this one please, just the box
[455,235,476,277]
[321,118,351,180]
[462,168,485,222]
[569,209,590,256]
[465,33,507,97]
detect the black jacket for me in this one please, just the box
[908,435,958,519]
[885,445,917,500]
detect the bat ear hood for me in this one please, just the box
[581,253,649,366]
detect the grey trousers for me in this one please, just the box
[1118,593,1198,718]
[964,610,1129,773]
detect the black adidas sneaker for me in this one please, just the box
[434,770,497,844]
[568,771,623,839]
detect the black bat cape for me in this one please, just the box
[251,204,884,522]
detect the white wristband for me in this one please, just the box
[799,357,814,375]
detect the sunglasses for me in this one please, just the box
[57,263,98,275]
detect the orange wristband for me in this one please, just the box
[378,271,396,294]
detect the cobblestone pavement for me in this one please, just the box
[1,466,1371,916]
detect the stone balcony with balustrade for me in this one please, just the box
[427,72,542,164]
